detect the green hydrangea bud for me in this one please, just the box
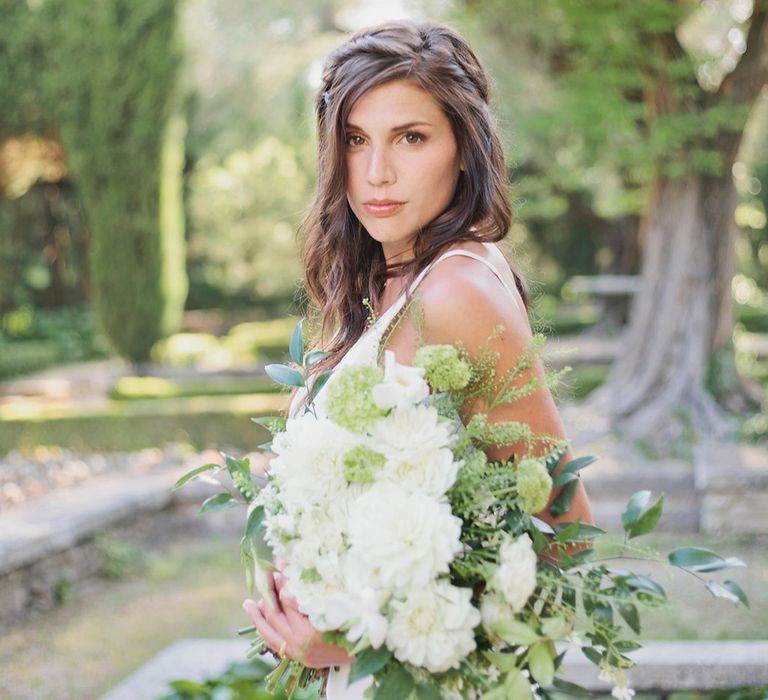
[342,445,386,484]
[516,457,553,514]
[325,365,386,432]
[413,344,471,392]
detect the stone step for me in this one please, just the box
[0,456,224,627]
[98,638,768,699]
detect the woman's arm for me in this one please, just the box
[384,255,593,527]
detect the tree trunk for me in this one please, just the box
[587,172,741,453]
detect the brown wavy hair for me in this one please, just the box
[299,18,529,372]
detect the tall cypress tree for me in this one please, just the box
[39,0,187,364]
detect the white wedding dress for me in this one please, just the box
[286,246,522,699]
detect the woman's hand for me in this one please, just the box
[242,571,356,670]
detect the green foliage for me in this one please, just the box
[157,657,323,700]
[0,306,110,379]
[94,535,145,580]
[186,137,309,309]
[1,0,188,363]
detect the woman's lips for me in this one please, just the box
[363,201,405,217]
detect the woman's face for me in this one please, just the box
[344,79,462,265]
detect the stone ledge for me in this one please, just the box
[98,638,258,700]
[563,640,768,691]
[0,466,196,576]
[0,462,224,578]
[98,639,768,699]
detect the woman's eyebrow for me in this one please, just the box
[344,120,433,133]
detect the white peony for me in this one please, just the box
[386,581,480,672]
[489,533,537,613]
[347,482,463,590]
[371,350,430,410]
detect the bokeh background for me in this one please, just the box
[0,1,766,698]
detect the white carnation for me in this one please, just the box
[490,533,537,613]
[371,350,430,410]
[386,581,480,672]
[347,483,463,590]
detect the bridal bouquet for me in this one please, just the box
[175,320,749,700]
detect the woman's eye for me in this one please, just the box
[402,132,424,145]
[346,134,365,147]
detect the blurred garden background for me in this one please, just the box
[0,0,767,698]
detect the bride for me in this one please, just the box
[242,18,593,699]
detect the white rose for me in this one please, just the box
[480,591,514,628]
[371,350,430,410]
[386,581,480,672]
[489,533,537,613]
[347,483,462,590]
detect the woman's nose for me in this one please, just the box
[366,145,396,187]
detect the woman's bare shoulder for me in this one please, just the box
[415,245,530,355]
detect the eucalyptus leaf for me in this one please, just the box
[199,492,238,514]
[530,515,555,535]
[373,663,415,700]
[550,479,579,517]
[289,319,304,365]
[723,580,750,608]
[625,574,666,599]
[581,646,603,666]
[309,370,333,400]
[618,602,641,634]
[704,580,741,604]
[264,363,305,388]
[554,521,605,542]
[251,416,287,433]
[552,471,580,489]
[668,547,746,573]
[173,463,219,490]
[559,455,597,474]
[245,505,265,539]
[349,646,392,683]
[626,494,664,538]
[415,683,442,700]
[305,350,332,368]
[621,490,651,530]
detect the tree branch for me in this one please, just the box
[715,0,768,106]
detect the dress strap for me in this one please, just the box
[405,248,523,312]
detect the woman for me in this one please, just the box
[242,18,593,699]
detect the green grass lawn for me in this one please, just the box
[0,514,248,700]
